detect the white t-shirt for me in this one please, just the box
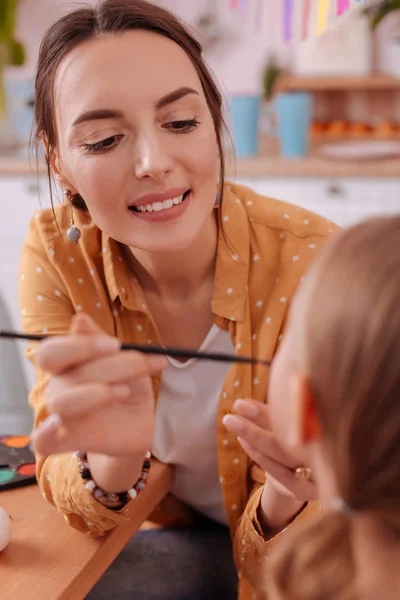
[151,325,234,526]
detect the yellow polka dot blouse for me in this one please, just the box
[20,182,339,600]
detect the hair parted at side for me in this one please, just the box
[267,215,400,600]
[33,0,229,212]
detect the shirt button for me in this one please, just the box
[224,470,238,485]
[242,535,252,547]
[215,316,229,329]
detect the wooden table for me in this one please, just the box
[0,462,173,600]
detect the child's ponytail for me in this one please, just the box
[267,509,355,600]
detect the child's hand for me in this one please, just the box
[223,400,318,502]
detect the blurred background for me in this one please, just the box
[1,0,400,431]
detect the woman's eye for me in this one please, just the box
[164,118,200,134]
[84,135,123,154]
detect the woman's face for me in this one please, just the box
[52,30,219,252]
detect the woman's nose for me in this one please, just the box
[134,135,173,181]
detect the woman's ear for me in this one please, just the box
[288,374,321,447]
[47,142,77,193]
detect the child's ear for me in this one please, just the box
[288,374,321,447]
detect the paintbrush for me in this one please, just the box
[0,330,271,367]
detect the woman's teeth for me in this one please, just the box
[133,193,186,213]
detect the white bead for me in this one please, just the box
[85,480,96,492]
[0,507,12,551]
[127,488,138,499]
[66,225,81,243]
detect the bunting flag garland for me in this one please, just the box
[337,0,350,16]
[228,0,370,40]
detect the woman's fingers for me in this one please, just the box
[45,381,132,419]
[61,351,163,386]
[223,399,318,503]
[232,399,271,429]
[36,334,121,374]
[70,313,105,336]
[31,414,67,456]
[223,413,296,468]
[237,440,318,502]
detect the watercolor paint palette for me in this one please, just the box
[0,435,36,491]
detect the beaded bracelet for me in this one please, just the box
[75,450,151,510]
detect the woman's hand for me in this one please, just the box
[32,314,166,459]
[223,399,318,503]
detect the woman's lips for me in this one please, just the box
[128,190,191,223]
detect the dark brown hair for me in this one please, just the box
[268,216,400,600]
[34,0,228,212]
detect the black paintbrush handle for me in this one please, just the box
[0,330,271,367]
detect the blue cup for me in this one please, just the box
[275,92,312,158]
[229,94,261,158]
[4,78,35,153]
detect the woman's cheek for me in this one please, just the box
[73,156,123,212]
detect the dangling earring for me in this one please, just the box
[65,190,82,243]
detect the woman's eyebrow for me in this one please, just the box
[155,86,199,110]
[72,108,124,127]
[71,87,199,127]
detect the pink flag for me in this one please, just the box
[302,0,311,40]
[283,0,293,43]
[337,0,350,16]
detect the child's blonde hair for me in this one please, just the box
[268,216,400,600]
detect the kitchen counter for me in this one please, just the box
[2,141,400,179]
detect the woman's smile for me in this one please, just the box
[128,189,192,222]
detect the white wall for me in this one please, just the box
[11,0,291,96]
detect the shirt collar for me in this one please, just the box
[102,232,147,312]
[212,186,250,323]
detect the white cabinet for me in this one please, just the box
[236,177,400,227]
[0,174,51,394]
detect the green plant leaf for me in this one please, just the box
[0,0,19,38]
[262,56,282,101]
[370,0,400,30]
[10,38,25,66]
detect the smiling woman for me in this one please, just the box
[20,2,340,600]
[34,8,225,253]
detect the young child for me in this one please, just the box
[229,216,400,600]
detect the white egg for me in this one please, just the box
[0,506,12,551]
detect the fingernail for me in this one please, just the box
[233,399,259,418]
[148,355,167,371]
[238,437,254,452]
[94,337,121,352]
[112,384,131,399]
[222,414,243,434]
[38,413,62,433]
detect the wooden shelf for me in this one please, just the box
[276,73,400,93]
[3,140,400,179]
